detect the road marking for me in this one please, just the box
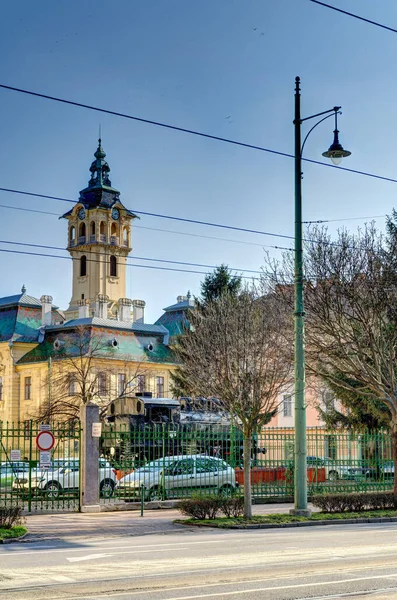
[67,548,187,562]
[1,540,223,557]
[49,575,76,582]
[74,572,397,599]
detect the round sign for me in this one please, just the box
[36,431,55,451]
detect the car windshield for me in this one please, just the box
[135,458,177,473]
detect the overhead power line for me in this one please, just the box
[1,83,397,184]
[0,239,263,274]
[0,202,292,251]
[310,0,397,34]
[0,185,297,242]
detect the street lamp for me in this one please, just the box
[291,76,351,516]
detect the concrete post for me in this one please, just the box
[80,402,100,512]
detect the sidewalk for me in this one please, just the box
[25,503,307,543]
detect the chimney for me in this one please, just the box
[119,298,132,322]
[95,294,109,319]
[40,295,53,327]
[132,299,145,324]
[77,298,90,319]
[177,295,187,303]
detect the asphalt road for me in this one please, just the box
[3,517,397,599]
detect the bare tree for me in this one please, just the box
[173,285,292,518]
[268,223,397,497]
[34,326,149,423]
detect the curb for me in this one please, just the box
[0,532,29,544]
[177,516,397,530]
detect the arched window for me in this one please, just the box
[79,223,86,238]
[90,221,95,236]
[80,255,87,277]
[110,255,117,277]
[111,223,117,236]
[70,226,76,244]
[123,227,129,246]
[99,221,106,242]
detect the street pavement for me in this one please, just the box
[1,506,397,599]
[24,503,298,542]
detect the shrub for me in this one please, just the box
[312,491,397,513]
[178,495,223,520]
[220,496,244,518]
[0,507,24,528]
[177,494,244,520]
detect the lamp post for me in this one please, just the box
[291,76,351,516]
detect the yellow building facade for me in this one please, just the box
[0,141,190,424]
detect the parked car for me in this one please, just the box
[12,459,117,498]
[117,454,238,500]
[0,461,30,488]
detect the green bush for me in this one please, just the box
[177,495,244,520]
[312,491,397,513]
[0,507,24,528]
[219,496,244,518]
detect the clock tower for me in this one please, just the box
[62,139,137,320]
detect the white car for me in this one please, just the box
[117,454,238,501]
[13,459,117,499]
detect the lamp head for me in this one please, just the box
[322,129,351,165]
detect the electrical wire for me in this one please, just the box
[0,239,264,274]
[0,202,292,251]
[1,83,397,184]
[310,0,397,34]
[304,214,386,224]
[0,185,297,241]
[0,186,358,249]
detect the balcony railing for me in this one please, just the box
[90,234,96,243]
[78,236,86,244]
[69,239,76,247]
[110,236,119,246]
[100,234,106,243]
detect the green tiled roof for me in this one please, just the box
[17,325,176,365]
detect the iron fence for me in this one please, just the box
[100,425,395,503]
[0,421,81,512]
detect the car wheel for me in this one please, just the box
[148,486,164,501]
[328,470,339,481]
[44,481,61,499]
[219,484,235,497]
[100,479,115,499]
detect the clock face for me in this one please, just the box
[111,208,120,220]
[78,208,86,220]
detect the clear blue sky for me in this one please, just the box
[0,1,396,322]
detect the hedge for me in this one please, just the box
[177,495,244,520]
[312,491,397,513]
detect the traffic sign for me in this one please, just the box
[36,430,55,451]
[39,451,52,469]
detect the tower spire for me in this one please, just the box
[88,138,111,188]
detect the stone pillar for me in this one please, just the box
[80,402,100,512]
[78,298,90,319]
[40,295,53,326]
[132,299,145,324]
[119,298,132,322]
[95,294,109,319]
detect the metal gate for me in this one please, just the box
[0,421,81,512]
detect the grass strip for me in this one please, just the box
[175,509,397,528]
[0,526,27,540]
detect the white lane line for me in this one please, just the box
[0,539,223,557]
[49,575,76,583]
[71,572,397,599]
[67,548,187,562]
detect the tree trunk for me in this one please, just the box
[391,421,397,504]
[243,436,252,520]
